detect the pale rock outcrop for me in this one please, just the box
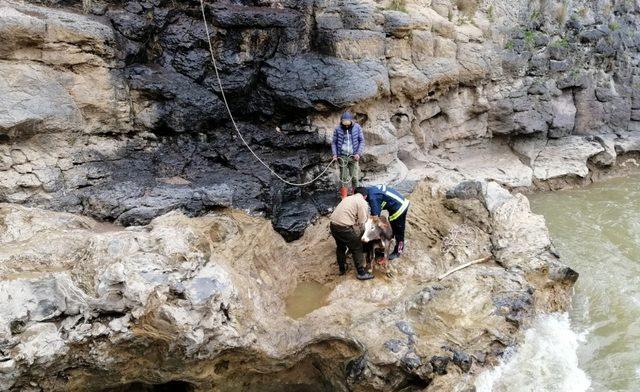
[0,179,577,391]
[0,2,131,136]
[532,136,604,180]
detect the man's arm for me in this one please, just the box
[356,125,365,156]
[369,191,382,216]
[331,128,338,157]
[356,198,369,226]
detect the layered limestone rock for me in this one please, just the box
[2,0,640,240]
[0,181,577,391]
[1,0,637,389]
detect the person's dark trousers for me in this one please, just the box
[330,223,365,272]
[390,208,407,253]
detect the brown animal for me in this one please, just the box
[361,215,394,276]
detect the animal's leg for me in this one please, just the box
[364,242,373,274]
[383,239,393,277]
[369,246,374,274]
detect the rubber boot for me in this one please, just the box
[338,261,347,275]
[356,268,374,280]
[339,187,348,199]
[389,241,404,260]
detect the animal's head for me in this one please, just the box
[361,216,393,242]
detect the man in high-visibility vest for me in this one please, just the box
[365,185,410,260]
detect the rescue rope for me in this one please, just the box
[199,0,336,187]
[337,155,358,185]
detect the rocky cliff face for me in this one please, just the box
[0,0,637,390]
[2,0,640,240]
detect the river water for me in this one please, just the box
[477,173,640,391]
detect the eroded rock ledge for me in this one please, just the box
[0,180,576,391]
[2,0,640,240]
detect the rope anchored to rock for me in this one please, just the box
[199,0,336,187]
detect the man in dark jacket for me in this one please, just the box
[332,112,365,199]
[366,185,410,260]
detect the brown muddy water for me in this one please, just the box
[528,173,640,392]
[285,281,333,319]
[91,221,125,233]
[476,174,640,391]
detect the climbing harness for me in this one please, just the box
[199,0,336,187]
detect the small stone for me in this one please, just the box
[395,320,415,336]
[550,59,570,72]
[401,352,422,370]
[10,150,28,165]
[430,356,450,375]
[452,350,472,372]
[0,359,16,373]
[445,180,485,200]
[483,182,512,213]
[384,339,404,353]
[473,351,487,363]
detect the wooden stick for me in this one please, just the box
[438,256,492,280]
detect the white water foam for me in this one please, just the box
[475,313,591,392]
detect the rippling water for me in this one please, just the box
[475,313,590,392]
[528,174,640,392]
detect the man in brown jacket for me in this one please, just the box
[329,187,374,280]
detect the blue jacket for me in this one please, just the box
[367,185,410,221]
[332,123,365,157]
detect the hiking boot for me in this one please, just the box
[356,269,374,280]
[389,252,402,260]
[339,266,347,275]
[389,241,405,260]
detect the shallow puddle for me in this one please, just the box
[285,280,333,320]
[91,221,124,233]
